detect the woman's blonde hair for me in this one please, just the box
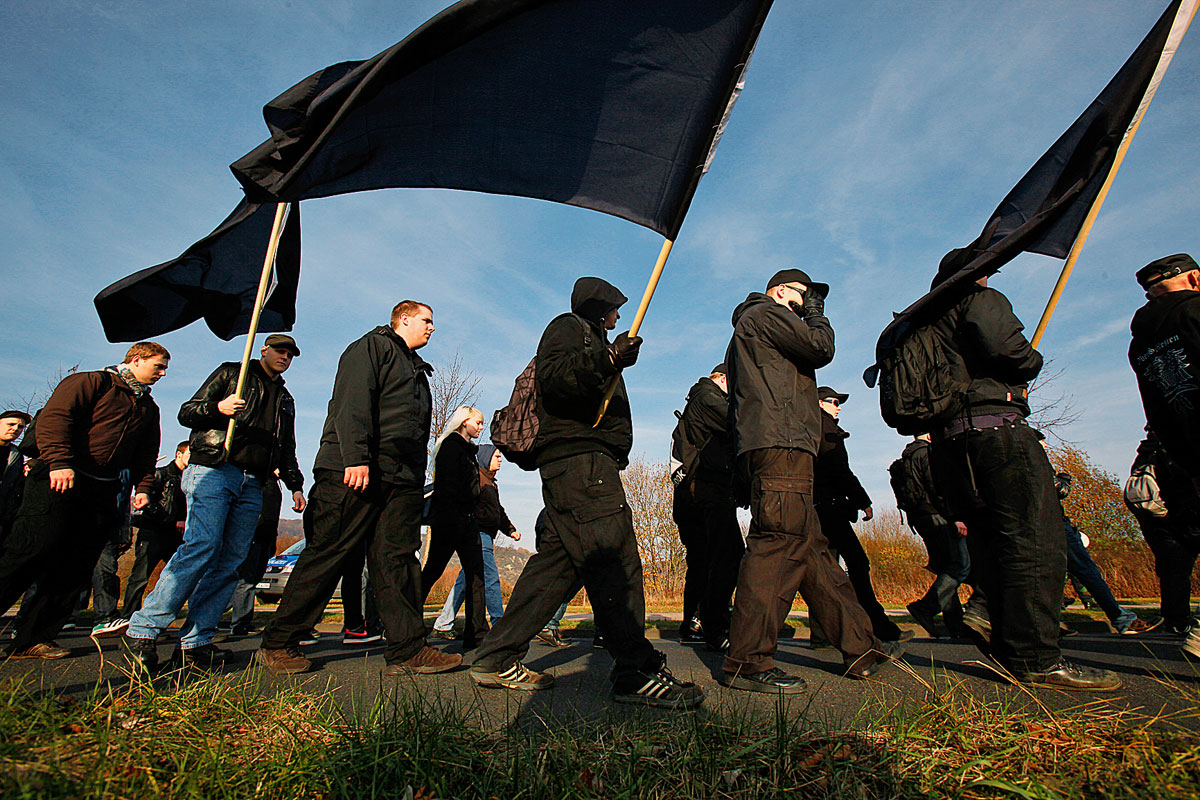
[430,405,483,466]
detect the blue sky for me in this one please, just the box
[2,2,1196,546]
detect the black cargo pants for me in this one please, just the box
[472,451,659,681]
[725,448,876,675]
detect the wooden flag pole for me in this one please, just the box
[1030,1,1197,349]
[593,237,674,427]
[223,202,291,457]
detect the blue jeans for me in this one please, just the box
[128,463,263,649]
[1064,519,1131,627]
[433,533,504,630]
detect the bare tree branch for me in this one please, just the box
[1026,356,1080,443]
[1,363,80,417]
[428,350,482,449]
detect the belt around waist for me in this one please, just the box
[939,412,1024,440]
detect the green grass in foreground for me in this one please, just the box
[1,666,1199,800]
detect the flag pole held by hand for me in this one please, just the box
[223,202,291,457]
[593,238,674,427]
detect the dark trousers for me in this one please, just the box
[230,482,282,627]
[909,513,970,621]
[673,480,744,643]
[121,527,182,618]
[420,514,488,648]
[90,538,122,621]
[725,449,876,675]
[261,471,426,664]
[339,541,380,631]
[817,505,902,641]
[932,422,1065,674]
[0,467,120,652]
[1140,520,1200,629]
[473,452,658,681]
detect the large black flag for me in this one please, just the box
[94,201,301,342]
[94,0,773,342]
[867,0,1193,371]
[231,0,773,239]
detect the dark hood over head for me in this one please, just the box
[571,277,627,327]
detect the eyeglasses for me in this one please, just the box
[823,398,840,407]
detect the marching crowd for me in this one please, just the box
[0,254,1198,709]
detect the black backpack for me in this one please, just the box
[490,357,540,471]
[491,316,593,471]
[871,320,970,436]
[888,455,927,515]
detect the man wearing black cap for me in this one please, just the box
[471,277,703,709]
[814,386,908,644]
[123,334,306,670]
[925,267,1118,691]
[670,364,742,651]
[722,270,895,694]
[1130,254,1200,484]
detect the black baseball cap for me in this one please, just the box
[0,409,32,424]
[766,269,829,298]
[1136,253,1198,289]
[817,386,848,403]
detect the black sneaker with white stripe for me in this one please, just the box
[470,660,555,690]
[612,665,704,709]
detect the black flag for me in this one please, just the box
[867,0,1193,375]
[94,201,301,342]
[231,0,773,239]
[94,0,773,342]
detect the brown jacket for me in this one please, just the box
[35,369,160,493]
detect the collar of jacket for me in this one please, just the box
[104,365,152,400]
[373,325,433,375]
[820,410,849,439]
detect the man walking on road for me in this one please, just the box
[123,334,305,671]
[722,270,897,695]
[257,302,459,677]
[0,343,167,659]
[927,261,1118,691]
[471,277,703,709]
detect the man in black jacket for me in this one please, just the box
[257,303,459,677]
[670,364,743,651]
[118,441,190,619]
[898,434,970,639]
[927,266,1117,691]
[722,270,893,695]
[0,410,31,544]
[814,386,906,643]
[471,277,703,709]
[124,334,305,670]
[1130,254,1200,484]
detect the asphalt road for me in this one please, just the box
[2,612,1197,734]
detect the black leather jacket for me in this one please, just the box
[178,360,303,490]
[134,460,187,530]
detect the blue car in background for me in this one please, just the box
[256,540,342,602]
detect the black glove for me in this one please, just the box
[801,285,826,318]
[608,332,643,369]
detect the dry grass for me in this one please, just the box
[3,666,1199,799]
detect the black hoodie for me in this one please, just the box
[533,277,632,467]
[1130,290,1200,476]
[725,292,835,457]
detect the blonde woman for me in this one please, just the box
[420,406,489,648]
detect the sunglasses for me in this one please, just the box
[823,398,840,407]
